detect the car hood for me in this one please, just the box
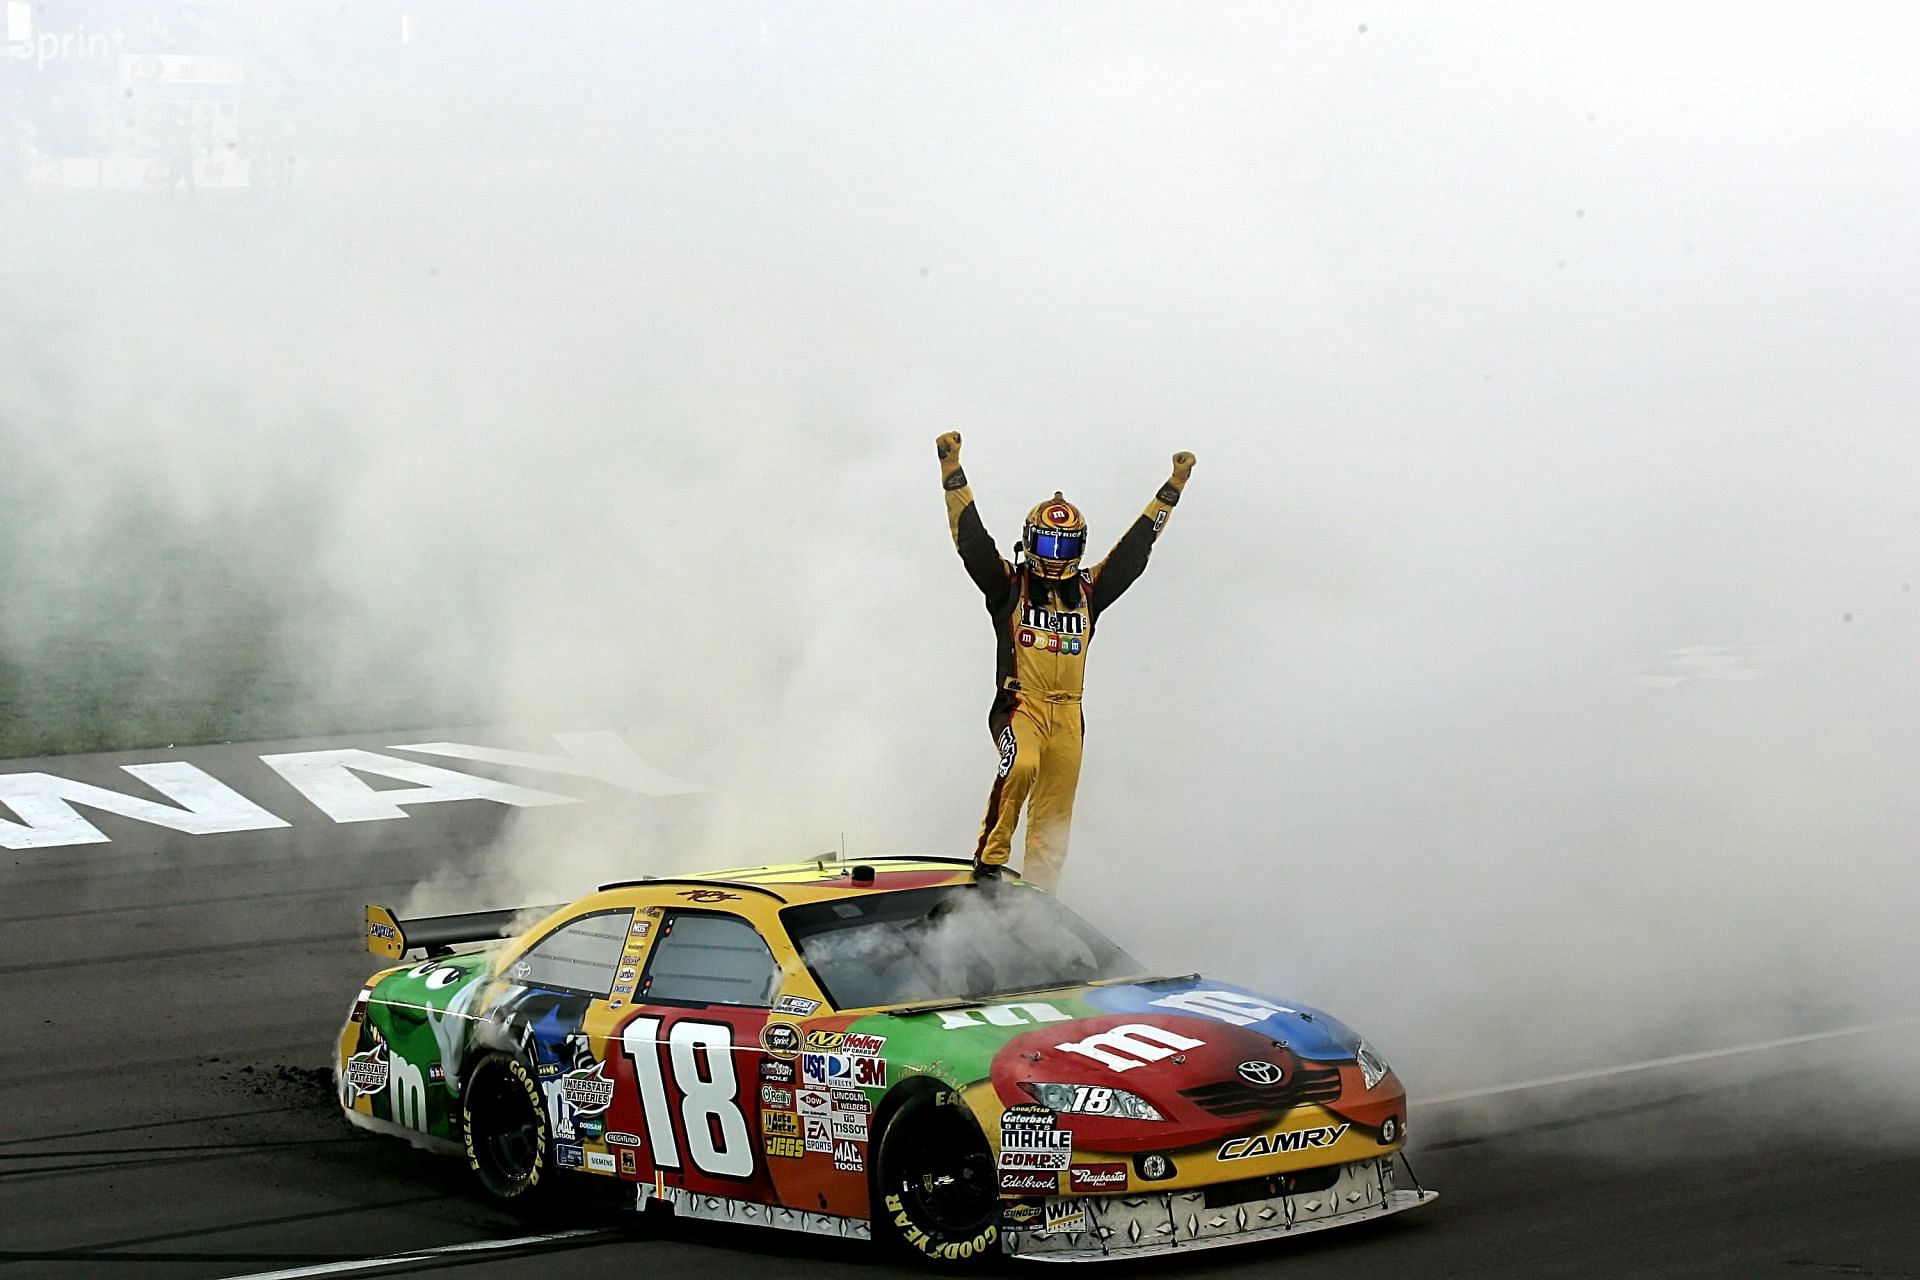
[842,976,1389,1151]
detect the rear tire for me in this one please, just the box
[461,1052,559,1213]
[874,1087,1001,1265]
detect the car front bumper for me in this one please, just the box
[1002,1156,1435,1262]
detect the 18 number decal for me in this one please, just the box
[619,1017,753,1178]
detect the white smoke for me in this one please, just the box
[3,2,1915,1100]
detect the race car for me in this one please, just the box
[337,857,1435,1263]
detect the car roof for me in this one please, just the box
[596,855,1006,906]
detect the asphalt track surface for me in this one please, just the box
[3,738,1918,1279]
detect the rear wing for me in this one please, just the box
[364,902,561,962]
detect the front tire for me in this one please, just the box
[461,1052,557,1213]
[874,1087,1001,1265]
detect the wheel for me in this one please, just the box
[460,1052,558,1213]
[874,1087,1001,1265]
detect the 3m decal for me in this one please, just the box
[762,1111,799,1137]
[832,1141,863,1172]
[1217,1124,1351,1161]
[587,1150,617,1173]
[761,1023,801,1059]
[619,1017,754,1179]
[676,889,740,903]
[999,1103,1071,1172]
[1070,1163,1127,1193]
[935,1002,1068,1030]
[760,1085,793,1109]
[773,994,819,1016]
[764,1134,804,1159]
[1055,1023,1204,1073]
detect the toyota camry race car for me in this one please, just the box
[337,857,1434,1263]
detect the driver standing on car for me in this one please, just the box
[936,432,1195,892]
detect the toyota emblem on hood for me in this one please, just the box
[1237,1060,1284,1087]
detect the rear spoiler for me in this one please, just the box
[364,902,562,962]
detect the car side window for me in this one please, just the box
[509,909,631,997]
[640,912,778,1008]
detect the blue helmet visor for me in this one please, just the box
[1029,529,1085,561]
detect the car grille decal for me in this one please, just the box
[1179,1065,1342,1118]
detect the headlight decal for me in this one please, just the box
[1021,1081,1164,1121]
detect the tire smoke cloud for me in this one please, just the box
[2,3,1915,1096]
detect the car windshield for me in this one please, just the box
[780,883,1142,1010]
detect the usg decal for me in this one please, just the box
[1218,1123,1350,1161]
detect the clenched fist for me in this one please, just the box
[936,432,963,462]
[1171,451,1196,482]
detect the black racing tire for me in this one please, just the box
[873,1087,1001,1266]
[461,1052,559,1214]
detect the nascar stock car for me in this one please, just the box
[337,857,1434,1263]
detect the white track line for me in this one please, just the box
[218,1228,613,1279]
[1416,1015,1920,1107]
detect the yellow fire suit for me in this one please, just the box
[939,443,1192,890]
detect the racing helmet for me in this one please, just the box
[1022,492,1087,579]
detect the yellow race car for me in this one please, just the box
[338,856,1434,1263]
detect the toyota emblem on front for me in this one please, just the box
[1238,1060,1284,1086]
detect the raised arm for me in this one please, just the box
[936,432,1013,607]
[1088,451,1195,620]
